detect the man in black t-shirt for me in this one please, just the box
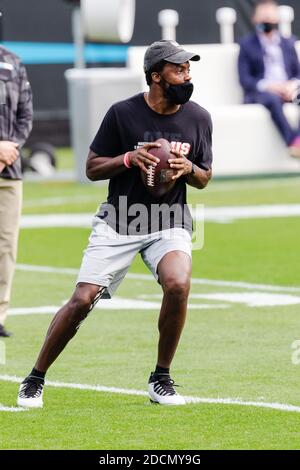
[18,40,213,408]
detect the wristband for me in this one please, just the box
[124,152,132,169]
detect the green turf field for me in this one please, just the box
[1,153,300,449]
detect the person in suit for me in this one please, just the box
[238,0,300,158]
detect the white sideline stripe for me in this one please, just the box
[197,204,300,223]
[23,179,300,206]
[190,292,300,307]
[24,195,98,208]
[1,375,300,414]
[19,204,300,228]
[16,264,300,293]
[8,302,228,316]
[187,278,300,293]
[0,403,27,413]
[93,299,227,311]
[195,178,300,193]
[142,292,300,307]
[24,170,75,183]
[20,213,93,228]
[9,306,59,315]
[17,264,78,275]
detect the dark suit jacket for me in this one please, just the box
[238,32,300,102]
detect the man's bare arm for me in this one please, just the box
[185,165,212,189]
[86,143,161,181]
[168,150,212,189]
[86,151,127,181]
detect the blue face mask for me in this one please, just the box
[256,22,278,34]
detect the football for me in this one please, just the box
[141,138,177,198]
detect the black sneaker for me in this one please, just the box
[148,372,185,405]
[17,377,44,408]
[0,324,12,337]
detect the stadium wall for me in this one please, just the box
[0,0,300,145]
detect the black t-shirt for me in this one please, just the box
[90,93,212,235]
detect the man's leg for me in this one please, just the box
[253,91,297,146]
[0,179,22,336]
[156,251,191,368]
[35,283,103,372]
[17,282,103,408]
[148,250,191,405]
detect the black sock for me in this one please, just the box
[155,365,170,375]
[29,368,46,381]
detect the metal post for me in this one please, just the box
[158,9,179,42]
[279,5,294,38]
[216,7,237,44]
[72,7,85,69]
[0,11,3,42]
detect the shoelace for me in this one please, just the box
[154,376,180,396]
[19,379,43,398]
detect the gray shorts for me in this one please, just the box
[77,217,192,298]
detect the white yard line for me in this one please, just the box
[23,170,75,182]
[142,292,300,307]
[0,403,27,412]
[10,289,300,313]
[9,306,60,316]
[8,301,228,316]
[188,292,300,307]
[1,374,300,414]
[20,213,93,228]
[23,195,98,208]
[19,204,300,228]
[16,264,300,293]
[195,178,300,193]
[186,278,300,293]
[197,204,300,223]
[17,264,78,275]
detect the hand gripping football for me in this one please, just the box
[141,138,177,198]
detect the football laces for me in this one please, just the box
[147,165,155,187]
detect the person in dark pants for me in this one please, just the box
[0,44,33,337]
[17,40,213,408]
[238,0,300,157]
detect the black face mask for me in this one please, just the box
[256,22,278,34]
[164,81,194,105]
